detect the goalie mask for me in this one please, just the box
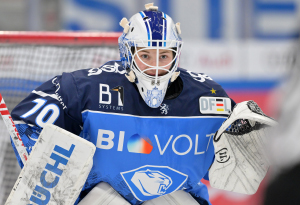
[118,3,183,108]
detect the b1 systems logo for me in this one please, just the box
[99,84,124,111]
[121,165,188,201]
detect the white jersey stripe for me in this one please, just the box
[32,90,58,100]
[81,109,228,119]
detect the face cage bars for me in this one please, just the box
[124,39,182,85]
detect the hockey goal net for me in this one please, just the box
[0,31,120,204]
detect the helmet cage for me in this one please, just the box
[129,39,181,83]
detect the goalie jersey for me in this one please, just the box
[11,60,235,205]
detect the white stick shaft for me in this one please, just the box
[0,93,28,164]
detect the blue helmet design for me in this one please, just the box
[118,3,183,108]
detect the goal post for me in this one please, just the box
[0,31,120,204]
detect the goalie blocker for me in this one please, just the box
[5,124,96,205]
[209,100,277,195]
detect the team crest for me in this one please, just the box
[121,165,188,201]
[160,103,169,115]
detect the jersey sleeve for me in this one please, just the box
[11,72,83,167]
[212,80,237,110]
[216,84,237,111]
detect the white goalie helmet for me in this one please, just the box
[118,3,183,108]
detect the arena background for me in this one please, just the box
[0,0,299,204]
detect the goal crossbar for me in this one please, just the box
[0,31,121,45]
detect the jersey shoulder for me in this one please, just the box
[68,60,126,82]
[59,59,131,104]
[178,67,228,98]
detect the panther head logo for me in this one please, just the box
[131,169,172,196]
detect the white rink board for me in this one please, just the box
[246,40,297,80]
[180,40,296,81]
[181,40,243,80]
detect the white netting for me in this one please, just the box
[0,33,119,204]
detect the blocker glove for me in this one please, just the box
[209,100,277,195]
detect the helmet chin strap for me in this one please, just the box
[171,71,180,82]
[125,67,180,84]
[125,70,136,82]
[124,59,180,108]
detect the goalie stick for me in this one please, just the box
[0,93,28,164]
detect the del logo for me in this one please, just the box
[121,165,188,201]
[28,144,75,205]
[199,97,231,115]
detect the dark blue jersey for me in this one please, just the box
[11,60,235,205]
